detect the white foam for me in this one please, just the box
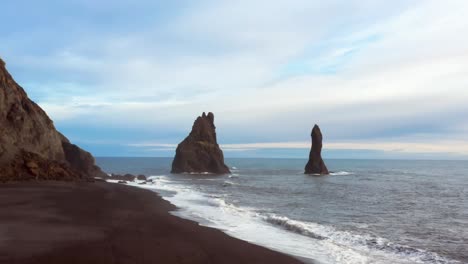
[330,171,353,176]
[106,179,122,183]
[188,172,213,175]
[223,180,237,186]
[125,177,459,264]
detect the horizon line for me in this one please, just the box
[94,156,468,162]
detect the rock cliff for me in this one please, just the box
[171,112,230,174]
[304,124,329,175]
[0,57,106,181]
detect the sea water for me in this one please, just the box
[96,158,468,264]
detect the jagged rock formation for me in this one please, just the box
[171,112,230,174]
[304,124,329,175]
[0,57,106,182]
[60,133,106,179]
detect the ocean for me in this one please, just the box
[96,157,468,264]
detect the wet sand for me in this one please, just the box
[0,181,304,264]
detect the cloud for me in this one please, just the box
[1,0,467,157]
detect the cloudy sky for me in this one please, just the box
[1,0,468,159]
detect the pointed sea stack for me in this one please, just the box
[171,112,230,174]
[304,124,329,175]
[0,57,106,181]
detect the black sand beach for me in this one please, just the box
[0,181,303,264]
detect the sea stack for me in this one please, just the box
[171,112,230,174]
[0,57,106,181]
[304,124,329,175]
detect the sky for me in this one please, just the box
[1,0,468,159]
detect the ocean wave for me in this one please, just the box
[130,176,460,264]
[264,214,326,240]
[162,185,457,264]
[263,214,458,264]
[211,197,255,214]
[147,175,169,181]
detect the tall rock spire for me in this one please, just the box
[304,124,329,175]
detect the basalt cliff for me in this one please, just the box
[304,124,329,175]
[0,57,106,181]
[171,112,230,174]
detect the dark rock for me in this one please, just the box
[304,125,329,175]
[0,58,65,163]
[109,174,136,181]
[25,161,40,177]
[0,57,106,182]
[136,174,147,181]
[0,150,82,182]
[124,174,135,180]
[60,134,108,178]
[117,180,127,184]
[171,112,230,174]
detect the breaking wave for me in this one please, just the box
[263,214,458,264]
[124,175,459,264]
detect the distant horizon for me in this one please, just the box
[94,155,468,162]
[2,0,467,160]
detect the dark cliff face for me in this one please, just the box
[171,112,230,174]
[0,58,65,163]
[304,124,329,175]
[60,133,107,178]
[0,57,106,181]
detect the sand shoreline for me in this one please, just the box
[0,181,306,264]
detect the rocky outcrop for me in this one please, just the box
[304,124,329,175]
[0,57,106,182]
[108,174,137,181]
[171,112,230,174]
[0,150,82,182]
[60,133,107,178]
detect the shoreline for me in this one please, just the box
[0,181,306,264]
